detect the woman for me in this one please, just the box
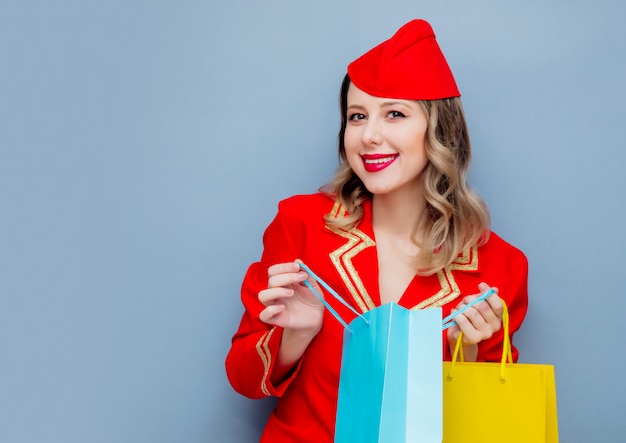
[225,19,528,442]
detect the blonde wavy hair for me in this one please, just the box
[323,75,490,276]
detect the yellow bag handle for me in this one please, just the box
[447,301,513,382]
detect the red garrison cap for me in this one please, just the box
[347,19,460,100]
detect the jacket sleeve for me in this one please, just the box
[225,201,304,399]
[477,247,529,363]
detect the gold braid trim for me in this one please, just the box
[326,201,376,313]
[413,246,479,309]
[255,327,276,396]
[325,200,480,312]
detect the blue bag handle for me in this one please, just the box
[441,288,496,330]
[298,262,369,332]
[300,262,496,332]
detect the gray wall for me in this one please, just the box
[1,1,624,442]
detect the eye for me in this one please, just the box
[348,113,366,121]
[387,110,406,119]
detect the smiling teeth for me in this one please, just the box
[364,156,396,164]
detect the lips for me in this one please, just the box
[361,153,399,172]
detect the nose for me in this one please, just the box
[361,118,383,147]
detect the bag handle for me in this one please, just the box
[298,262,369,332]
[447,301,513,382]
[300,262,499,335]
[442,288,496,330]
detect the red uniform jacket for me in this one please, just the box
[225,193,528,442]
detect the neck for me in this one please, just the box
[371,191,427,239]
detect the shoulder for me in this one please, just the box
[471,232,529,312]
[264,193,337,254]
[479,231,528,269]
[276,192,336,218]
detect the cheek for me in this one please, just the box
[343,133,362,171]
[397,129,427,156]
[343,128,361,153]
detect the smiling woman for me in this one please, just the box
[330,75,486,277]
[343,85,430,201]
[225,19,528,442]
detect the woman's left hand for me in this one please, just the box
[446,282,504,360]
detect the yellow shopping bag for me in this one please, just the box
[443,304,559,442]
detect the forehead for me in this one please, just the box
[347,83,418,108]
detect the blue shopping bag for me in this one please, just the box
[334,303,442,443]
[298,263,442,443]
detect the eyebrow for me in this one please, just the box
[347,104,366,110]
[380,101,414,108]
[347,101,415,110]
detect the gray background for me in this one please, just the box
[1,0,625,442]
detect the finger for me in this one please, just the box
[472,295,498,317]
[258,287,294,306]
[452,311,481,344]
[267,262,301,278]
[268,270,308,289]
[299,271,323,292]
[485,294,504,319]
[259,304,286,324]
[293,259,323,288]
[477,283,501,312]
[477,282,492,293]
[459,304,500,343]
[461,295,476,305]
[461,285,501,323]
[462,305,489,331]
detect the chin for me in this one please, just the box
[363,185,394,196]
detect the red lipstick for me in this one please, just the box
[361,153,398,172]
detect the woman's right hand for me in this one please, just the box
[258,261,325,335]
